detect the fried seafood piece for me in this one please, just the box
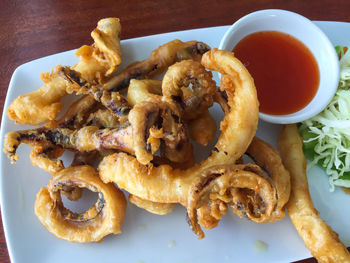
[278,124,350,263]
[3,124,134,163]
[7,18,122,125]
[162,60,217,120]
[73,18,122,81]
[29,145,65,175]
[35,165,126,243]
[187,110,217,146]
[127,79,217,146]
[104,39,211,92]
[186,164,277,239]
[85,109,120,128]
[7,67,68,125]
[58,66,131,124]
[127,79,162,106]
[129,98,193,165]
[45,95,98,129]
[129,194,176,215]
[246,137,290,221]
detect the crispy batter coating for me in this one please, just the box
[278,124,350,263]
[127,79,162,106]
[187,110,217,146]
[35,165,126,243]
[129,194,176,215]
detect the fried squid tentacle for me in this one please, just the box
[186,164,277,239]
[35,165,126,243]
[58,66,130,124]
[105,40,211,92]
[4,124,134,162]
[162,60,217,120]
[45,95,98,129]
[278,124,350,263]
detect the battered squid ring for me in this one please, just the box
[162,60,217,120]
[186,164,277,239]
[35,165,126,243]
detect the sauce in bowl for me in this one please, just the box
[233,31,320,115]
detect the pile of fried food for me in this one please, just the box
[3,18,350,262]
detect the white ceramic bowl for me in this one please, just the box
[219,9,339,124]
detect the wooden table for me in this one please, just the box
[1,0,349,262]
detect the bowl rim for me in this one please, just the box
[219,9,339,124]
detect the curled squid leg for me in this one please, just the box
[34,165,126,243]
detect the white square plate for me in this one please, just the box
[1,21,350,263]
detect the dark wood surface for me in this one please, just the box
[1,0,350,262]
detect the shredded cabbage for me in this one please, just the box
[299,46,350,191]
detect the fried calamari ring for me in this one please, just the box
[246,137,290,221]
[278,124,350,262]
[35,165,126,243]
[7,18,122,125]
[162,60,217,120]
[186,164,277,239]
[129,194,176,215]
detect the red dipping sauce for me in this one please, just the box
[233,31,320,115]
